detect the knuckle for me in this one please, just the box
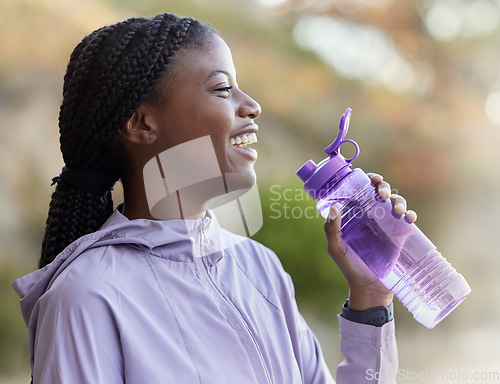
[379,181,391,190]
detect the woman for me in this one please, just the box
[13,13,414,383]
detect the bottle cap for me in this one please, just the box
[296,108,359,199]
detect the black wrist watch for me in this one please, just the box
[342,300,394,327]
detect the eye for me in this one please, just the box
[214,86,233,94]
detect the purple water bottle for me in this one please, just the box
[297,108,471,329]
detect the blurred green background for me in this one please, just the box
[1,0,500,382]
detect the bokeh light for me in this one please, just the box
[485,85,500,126]
[253,0,288,8]
[293,16,433,95]
[423,0,499,41]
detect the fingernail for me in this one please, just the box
[395,202,405,213]
[380,187,390,198]
[328,207,337,222]
[406,210,417,222]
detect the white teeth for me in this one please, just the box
[230,132,258,148]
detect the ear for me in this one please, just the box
[119,105,159,144]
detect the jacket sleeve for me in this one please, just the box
[292,304,398,384]
[31,269,124,384]
[336,315,398,384]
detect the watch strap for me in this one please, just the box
[342,300,394,327]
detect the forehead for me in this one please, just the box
[169,35,236,84]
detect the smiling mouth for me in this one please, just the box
[230,132,258,148]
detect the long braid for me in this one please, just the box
[40,14,213,268]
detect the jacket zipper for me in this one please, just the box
[197,220,272,384]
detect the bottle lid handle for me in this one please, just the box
[324,107,359,163]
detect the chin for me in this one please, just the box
[223,170,256,192]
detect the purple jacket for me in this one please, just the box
[13,209,398,383]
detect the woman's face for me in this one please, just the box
[147,34,261,189]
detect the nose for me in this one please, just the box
[238,91,261,120]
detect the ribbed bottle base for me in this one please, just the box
[392,250,471,329]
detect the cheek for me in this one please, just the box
[197,105,234,142]
[205,105,234,131]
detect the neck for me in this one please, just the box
[121,174,209,221]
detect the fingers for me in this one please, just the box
[367,172,391,199]
[366,172,383,184]
[368,172,418,223]
[389,193,417,222]
[390,193,407,215]
[377,182,391,200]
[405,209,418,222]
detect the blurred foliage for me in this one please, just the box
[0,261,30,378]
[1,0,500,380]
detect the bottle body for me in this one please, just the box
[317,168,470,329]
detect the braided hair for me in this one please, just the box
[39,14,217,268]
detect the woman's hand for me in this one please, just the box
[324,173,417,311]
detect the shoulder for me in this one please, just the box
[44,244,146,313]
[32,247,126,382]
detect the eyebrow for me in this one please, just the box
[205,69,230,83]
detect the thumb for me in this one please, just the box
[324,205,347,260]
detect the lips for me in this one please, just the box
[229,132,258,148]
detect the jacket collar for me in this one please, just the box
[95,209,223,264]
[99,207,224,264]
